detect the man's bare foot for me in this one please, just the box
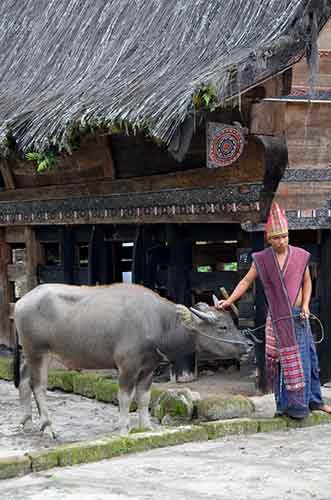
[315,404,331,414]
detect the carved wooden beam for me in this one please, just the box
[0,138,265,203]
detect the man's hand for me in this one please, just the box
[300,305,310,320]
[216,299,232,310]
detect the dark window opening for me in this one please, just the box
[43,242,61,266]
[76,244,89,267]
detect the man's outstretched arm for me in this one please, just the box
[217,262,258,310]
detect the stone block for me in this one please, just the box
[201,418,259,439]
[0,455,31,480]
[154,389,195,425]
[197,395,254,421]
[257,417,288,433]
[29,448,60,472]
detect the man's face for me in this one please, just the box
[269,233,289,252]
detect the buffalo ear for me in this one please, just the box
[190,307,216,323]
[176,304,193,325]
[212,294,219,307]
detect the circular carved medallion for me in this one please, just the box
[208,125,244,167]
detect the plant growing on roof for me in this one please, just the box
[24,117,156,172]
[192,83,218,111]
[26,151,57,172]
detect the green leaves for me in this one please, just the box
[192,84,218,111]
[26,151,57,172]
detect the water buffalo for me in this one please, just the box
[14,283,252,436]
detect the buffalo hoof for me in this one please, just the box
[20,417,33,431]
[40,422,57,440]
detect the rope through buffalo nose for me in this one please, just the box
[192,313,324,346]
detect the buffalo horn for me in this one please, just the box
[212,294,219,307]
[190,307,215,323]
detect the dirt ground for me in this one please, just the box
[156,368,257,398]
[0,378,164,459]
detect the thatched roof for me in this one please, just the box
[0,0,330,156]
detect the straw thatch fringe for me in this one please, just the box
[0,0,330,156]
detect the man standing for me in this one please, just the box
[218,202,331,418]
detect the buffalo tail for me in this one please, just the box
[13,329,21,388]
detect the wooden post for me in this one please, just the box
[0,159,15,190]
[132,226,154,287]
[250,231,268,393]
[63,227,74,284]
[318,230,331,384]
[167,224,195,381]
[24,227,40,292]
[0,229,12,345]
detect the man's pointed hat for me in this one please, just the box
[265,202,288,239]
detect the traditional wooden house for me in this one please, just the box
[0,1,330,380]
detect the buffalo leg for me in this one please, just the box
[135,371,153,429]
[118,371,136,434]
[18,361,33,430]
[30,354,55,438]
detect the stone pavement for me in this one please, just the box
[2,424,331,500]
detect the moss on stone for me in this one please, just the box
[121,426,208,453]
[0,357,13,381]
[150,386,165,410]
[201,418,259,439]
[72,373,101,398]
[29,448,60,472]
[284,411,331,429]
[257,418,288,433]
[95,378,119,404]
[154,389,194,424]
[44,427,207,468]
[129,427,152,434]
[197,395,254,422]
[310,410,331,425]
[56,440,117,467]
[48,370,75,392]
[0,455,31,479]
